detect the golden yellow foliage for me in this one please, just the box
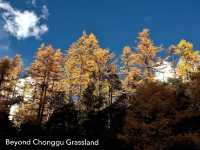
[122,29,161,91]
[174,40,200,80]
[29,44,64,124]
[0,55,23,98]
[65,32,113,100]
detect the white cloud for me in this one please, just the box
[0,0,49,39]
[26,0,36,7]
[41,5,49,19]
[31,0,36,6]
[155,61,175,82]
[0,19,10,53]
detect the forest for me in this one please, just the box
[1,28,200,149]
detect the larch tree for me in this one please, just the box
[10,55,23,98]
[173,40,200,81]
[92,47,114,97]
[106,64,122,104]
[122,29,162,92]
[12,100,38,128]
[123,68,142,92]
[0,55,23,113]
[0,57,12,95]
[122,46,133,73]
[65,32,113,98]
[84,39,116,110]
[29,44,64,124]
[64,32,94,100]
[134,29,162,80]
[65,32,116,111]
[0,55,23,99]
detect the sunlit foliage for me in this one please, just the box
[173,40,200,81]
[65,32,115,110]
[29,44,64,124]
[122,29,163,92]
[1,29,200,150]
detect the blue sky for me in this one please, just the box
[0,0,200,66]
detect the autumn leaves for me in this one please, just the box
[122,29,200,92]
[1,28,200,126]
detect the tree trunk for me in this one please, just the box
[39,85,48,125]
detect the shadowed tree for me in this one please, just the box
[0,55,23,97]
[0,55,23,113]
[29,44,64,125]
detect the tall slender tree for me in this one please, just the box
[0,55,23,99]
[122,46,133,73]
[134,29,162,80]
[65,32,113,99]
[64,32,93,99]
[122,29,162,92]
[29,44,64,124]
